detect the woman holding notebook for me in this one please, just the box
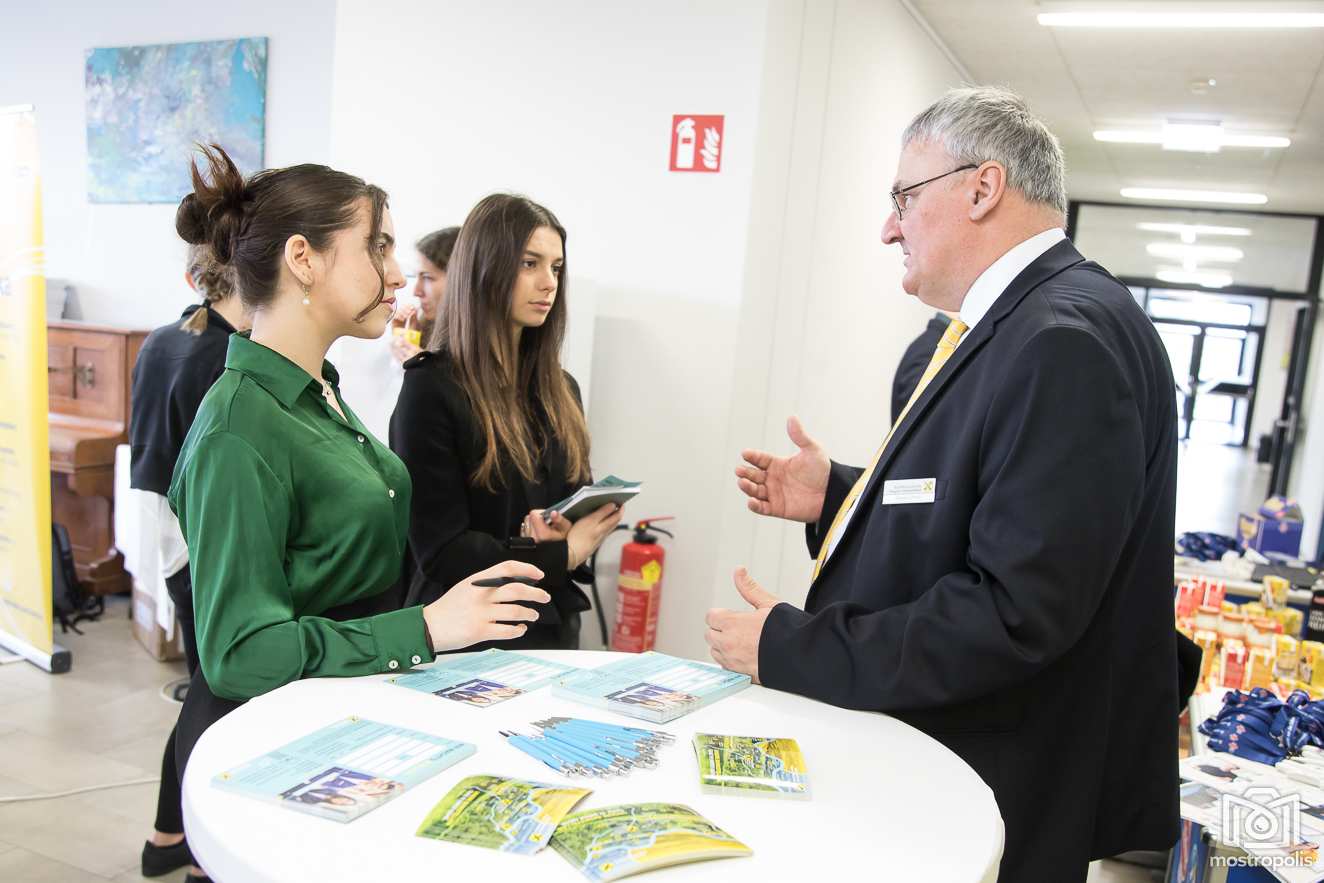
[390,194,622,650]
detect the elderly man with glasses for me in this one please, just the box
[714,86,1180,882]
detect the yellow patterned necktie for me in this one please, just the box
[811,318,969,580]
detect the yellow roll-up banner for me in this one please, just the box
[0,105,53,661]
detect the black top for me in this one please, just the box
[763,240,1180,880]
[389,350,591,636]
[129,304,237,495]
[890,312,951,423]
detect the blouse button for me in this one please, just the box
[411,655,422,665]
[357,435,365,443]
[388,488,396,498]
[387,659,399,670]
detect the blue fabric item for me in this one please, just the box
[1198,688,1324,764]
[1175,531,1240,562]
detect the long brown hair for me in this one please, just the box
[176,143,389,322]
[430,195,590,491]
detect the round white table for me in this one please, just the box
[183,650,1004,882]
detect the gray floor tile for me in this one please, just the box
[0,845,126,882]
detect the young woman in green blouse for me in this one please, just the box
[166,147,548,849]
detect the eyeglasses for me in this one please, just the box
[890,164,978,219]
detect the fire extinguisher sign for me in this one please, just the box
[669,115,724,173]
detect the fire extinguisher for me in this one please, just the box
[610,517,674,653]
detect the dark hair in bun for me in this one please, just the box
[175,143,390,317]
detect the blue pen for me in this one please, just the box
[537,732,621,772]
[501,731,583,776]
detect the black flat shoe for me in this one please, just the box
[184,874,211,883]
[141,839,194,877]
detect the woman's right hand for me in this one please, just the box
[567,503,624,569]
[422,562,549,652]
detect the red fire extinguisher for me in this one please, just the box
[610,518,674,653]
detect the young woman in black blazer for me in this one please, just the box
[390,194,621,649]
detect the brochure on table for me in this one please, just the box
[212,717,475,822]
[693,733,809,798]
[550,802,752,882]
[554,652,751,723]
[416,774,590,854]
[388,649,579,707]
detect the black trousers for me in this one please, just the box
[152,565,200,834]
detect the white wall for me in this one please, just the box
[0,0,336,326]
[1249,300,1300,446]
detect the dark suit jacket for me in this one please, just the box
[389,351,590,649]
[891,312,951,423]
[761,240,1179,882]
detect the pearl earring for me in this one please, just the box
[302,282,311,306]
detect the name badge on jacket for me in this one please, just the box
[881,478,937,505]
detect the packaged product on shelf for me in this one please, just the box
[1301,641,1324,687]
[1220,611,1247,644]
[1263,575,1291,609]
[1220,640,1248,690]
[1195,605,1221,633]
[1194,630,1219,686]
[1175,582,1203,619]
[1203,582,1227,609]
[1276,635,1302,681]
[1246,648,1275,690]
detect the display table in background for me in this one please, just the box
[183,650,1004,882]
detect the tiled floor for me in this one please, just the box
[1,598,1170,883]
[1175,439,1270,537]
[0,595,188,882]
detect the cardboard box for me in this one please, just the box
[131,582,184,662]
[1238,495,1305,559]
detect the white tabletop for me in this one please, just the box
[183,650,1004,882]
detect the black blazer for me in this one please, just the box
[890,312,950,423]
[389,351,591,644]
[129,304,237,495]
[761,240,1179,882]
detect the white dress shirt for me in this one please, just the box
[820,227,1067,565]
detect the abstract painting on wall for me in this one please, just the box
[85,37,266,203]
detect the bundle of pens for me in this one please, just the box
[500,716,674,778]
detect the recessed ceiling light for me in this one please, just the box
[1156,267,1234,288]
[1094,126,1291,152]
[1136,222,1253,243]
[1121,187,1268,205]
[1038,11,1324,29]
[1146,242,1245,262]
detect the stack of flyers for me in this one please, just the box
[550,803,751,882]
[388,649,578,707]
[212,717,475,822]
[692,733,809,798]
[415,774,590,854]
[553,652,750,723]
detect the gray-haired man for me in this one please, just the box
[713,86,1179,881]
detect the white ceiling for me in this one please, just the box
[910,0,1324,215]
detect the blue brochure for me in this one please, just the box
[553,652,751,723]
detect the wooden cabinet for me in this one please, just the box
[47,321,149,596]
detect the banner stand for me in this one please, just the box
[0,631,70,674]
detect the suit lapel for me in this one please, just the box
[812,239,1086,587]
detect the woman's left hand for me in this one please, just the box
[523,509,571,542]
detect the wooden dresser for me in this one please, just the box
[48,321,149,596]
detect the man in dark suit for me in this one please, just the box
[709,86,1179,882]
[891,311,952,423]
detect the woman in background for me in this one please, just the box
[390,194,621,650]
[130,244,247,879]
[168,148,549,883]
[389,226,459,364]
